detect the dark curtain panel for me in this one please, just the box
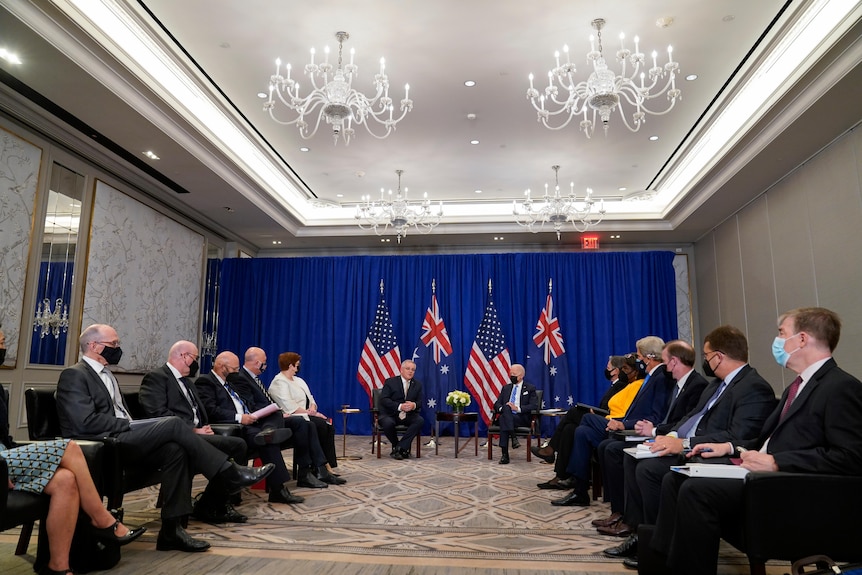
[30,261,74,365]
[217,251,678,436]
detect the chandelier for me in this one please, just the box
[34,298,69,339]
[513,165,605,239]
[355,169,443,244]
[527,18,681,138]
[264,31,413,145]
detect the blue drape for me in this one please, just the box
[216,251,678,436]
[30,261,74,365]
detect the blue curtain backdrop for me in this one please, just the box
[216,251,678,436]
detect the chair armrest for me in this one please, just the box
[210,424,242,437]
[0,456,8,517]
[742,471,862,563]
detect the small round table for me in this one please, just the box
[337,408,363,460]
[435,411,479,458]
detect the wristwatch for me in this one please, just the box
[682,438,691,451]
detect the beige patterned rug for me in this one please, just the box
[120,435,750,566]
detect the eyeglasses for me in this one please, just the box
[183,352,200,362]
[95,340,120,347]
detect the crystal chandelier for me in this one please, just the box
[355,170,443,244]
[34,298,69,339]
[513,165,605,239]
[527,18,681,138]
[264,31,413,145]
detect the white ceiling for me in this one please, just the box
[1,1,861,253]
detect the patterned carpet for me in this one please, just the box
[119,435,750,566]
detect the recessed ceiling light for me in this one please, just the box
[685,74,698,81]
[336,193,344,198]
[493,236,505,241]
[610,234,621,239]
[0,48,22,65]
[257,92,267,99]
[470,140,480,145]
[380,238,391,243]
[474,189,482,194]
[464,80,476,87]
[649,135,659,141]
[467,113,477,120]
[618,187,627,192]
[271,240,282,245]
[143,150,160,160]
[299,147,310,152]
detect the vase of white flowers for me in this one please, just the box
[446,390,471,413]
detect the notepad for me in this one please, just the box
[250,403,281,419]
[623,446,661,459]
[670,463,750,479]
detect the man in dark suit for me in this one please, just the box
[380,359,424,460]
[493,363,538,464]
[55,324,274,553]
[216,347,343,488]
[594,340,709,534]
[604,325,777,566]
[651,308,862,574]
[193,350,305,504]
[553,336,672,507]
[139,341,252,522]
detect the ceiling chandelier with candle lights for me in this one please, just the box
[513,165,605,239]
[355,169,443,244]
[527,18,681,138]
[264,31,413,145]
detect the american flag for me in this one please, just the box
[357,286,401,403]
[464,289,511,425]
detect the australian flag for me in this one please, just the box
[412,281,454,435]
[525,279,571,436]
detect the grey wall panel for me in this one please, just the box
[736,196,783,391]
[713,217,747,331]
[694,235,719,342]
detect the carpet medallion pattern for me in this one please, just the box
[120,435,749,565]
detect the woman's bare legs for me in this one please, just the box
[41,467,78,572]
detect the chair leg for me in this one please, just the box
[376,432,382,459]
[526,434,532,462]
[16,521,34,555]
[487,433,493,460]
[415,434,422,458]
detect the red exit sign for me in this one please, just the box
[582,236,600,250]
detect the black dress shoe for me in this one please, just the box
[253,427,293,446]
[90,519,146,546]
[550,490,590,506]
[603,534,638,558]
[319,471,347,485]
[297,472,328,489]
[221,503,248,523]
[623,557,639,570]
[499,453,510,464]
[218,462,275,494]
[511,437,521,449]
[531,446,555,463]
[156,523,211,552]
[269,487,305,504]
[399,448,413,459]
[389,448,403,460]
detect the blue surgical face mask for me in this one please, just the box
[772,333,801,367]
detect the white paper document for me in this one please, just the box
[623,445,661,459]
[670,463,750,479]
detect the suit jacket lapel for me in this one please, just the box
[80,360,114,406]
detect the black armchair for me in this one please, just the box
[738,471,862,575]
[0,455,49,556]
[24,388,158,510]
[486,390,543,461]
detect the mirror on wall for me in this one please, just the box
[29,162,84,365]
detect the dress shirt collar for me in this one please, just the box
[675,369,692,391]
[722,364,746,386]
[166,362,184,381]
[647,363,665,376]
[82,355,106,373]
[796,357,831,394]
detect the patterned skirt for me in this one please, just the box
[0,438,69,494]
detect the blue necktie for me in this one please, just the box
[510,384,519,403]
[225,383,250,414]
[676,380,727,438]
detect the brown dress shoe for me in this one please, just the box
[591,511,622,527]
[597,519,634,537]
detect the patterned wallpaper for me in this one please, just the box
[83,180,205,372]
[673,253,693,345]
[0,127,41,366]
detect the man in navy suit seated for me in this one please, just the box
[493,364,538,465]
[380,360,424,460]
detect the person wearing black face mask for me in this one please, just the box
[56,324,275,553]
[491,364,538,464]
[139,341,252,522]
